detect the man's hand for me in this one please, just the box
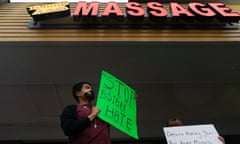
[88,106,100,121]
[218,136,225,144]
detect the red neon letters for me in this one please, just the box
[73,1,240,23]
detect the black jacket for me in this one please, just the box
[60,105,91,137]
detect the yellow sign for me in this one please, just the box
[27,2,70,16]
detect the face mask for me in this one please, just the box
[84,89,95,100]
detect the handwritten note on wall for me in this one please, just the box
[96,70,138,139]
[163,124,222,144]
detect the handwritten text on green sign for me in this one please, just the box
[96,70,138,139]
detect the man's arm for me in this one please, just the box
[60,105,91,137]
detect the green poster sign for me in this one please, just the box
[96,70,139,139]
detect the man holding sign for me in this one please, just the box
[60,70,138,144]
[60,81,111,144]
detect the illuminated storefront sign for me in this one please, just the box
[73,2,240,22]
[26,1,240,28]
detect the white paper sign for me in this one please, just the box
[163,124,222,144]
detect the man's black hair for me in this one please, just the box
[72,81,92,102]
[166,118,183,127]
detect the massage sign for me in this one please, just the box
[26,1,240,28]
